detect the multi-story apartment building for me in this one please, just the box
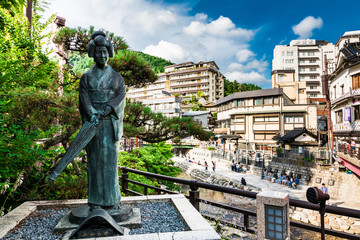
[329,30,360,176]
[139,90,181,118]
[272,39,335,102]
[214,88,317,151]
[127,61,224,104]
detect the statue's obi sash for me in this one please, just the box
[89,89,114,105]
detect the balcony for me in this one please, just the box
[331,88,360,105]
[298,70,320,75]
[306,87,321,93]
[299,61,320,66]
[333,121,360,132]
[298,52,321,59]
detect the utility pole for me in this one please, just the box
[322,55,334,164]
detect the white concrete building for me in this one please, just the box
[272,39,335,102]
[127,61,224,104]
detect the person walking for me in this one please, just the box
[212,161,216,172]
[204,161,208,171]
[320,183,328,194]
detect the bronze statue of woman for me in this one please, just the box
[79,31,126,210]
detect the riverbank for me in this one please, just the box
[173,155,360,236]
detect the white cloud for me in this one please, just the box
[236,49,255,63]
[228,59,268,73]
[183,16,254,39]
[143,41,189,63]
[292,16,323,39]
[46,0,270,87]
[224,71,267,84]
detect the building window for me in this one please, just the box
[299,68,305,72]
[310,86,316,89]
[309,94,318,98]
[237,99,245,107]
[308,52,315,56]
[264,97,273,105]
[291,146,299,155]
[309,68,317,72]
[354,105,360,121]
[254,116,279,122]
[254,98,262,105]
[352,73,360,90]
[336,110,343,123]
[278,75,283,82]
[285,115,304,123]
[286,51,293,56]
[234,117,244,123]
[309,59,317,63]
[285,59,294,63]
[273,97,279,104]
[298,89,304,94]
[310,75,317,79]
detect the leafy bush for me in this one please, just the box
[119,142,181,194]
[207,147,215,151]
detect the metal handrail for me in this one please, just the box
[119,166,360,239]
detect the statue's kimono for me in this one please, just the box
[79,65,126,207]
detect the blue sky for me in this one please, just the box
[46,0,360,89]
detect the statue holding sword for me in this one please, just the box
[49,31,131,222]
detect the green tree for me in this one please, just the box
[185,91,206,111]
[124,99,212,143]
[224,78,262,96]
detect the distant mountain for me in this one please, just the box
[136,52,174,73]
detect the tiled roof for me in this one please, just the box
[214,88,283,106]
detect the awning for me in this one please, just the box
[339,156,360,177]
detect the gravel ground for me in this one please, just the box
[2,201,189,240]
[2,208,70,240]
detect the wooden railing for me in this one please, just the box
[120,166,360,239]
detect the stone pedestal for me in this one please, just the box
[0,194,221,240]
[256,190,290,240]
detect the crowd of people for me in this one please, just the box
[261,169,300,189]
[184,156,216,172]
[230,161,247,173]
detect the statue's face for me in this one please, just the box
[94,46,109,66]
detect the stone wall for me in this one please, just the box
[307,165,360,203]
[267,161,315,185]
[290,207,360,234]
[175,162,260,192]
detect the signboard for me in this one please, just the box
[290,39,316,46]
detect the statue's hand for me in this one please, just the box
[47,173,57,183]
[90,114,100,125]
[102,106,112,116]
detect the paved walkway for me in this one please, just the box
[173,156,308,201]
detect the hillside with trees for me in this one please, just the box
[135,51,173,73]
[224,78,262,96]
